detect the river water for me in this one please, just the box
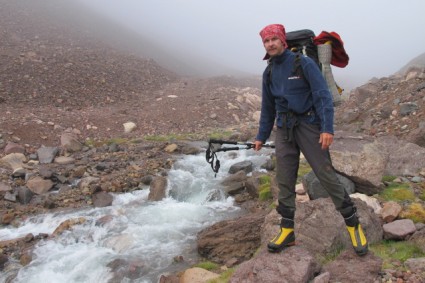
[0,146,271,283]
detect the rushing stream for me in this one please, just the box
[0,146,272,283]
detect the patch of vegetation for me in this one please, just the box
[379,183,415,202]
[207,268,235,283]
[105,138,128,145]
[400,202,425,223]
[258,175,272,201]
[259,175,271,185]
[317,244,345,265]
[418,183,425,201]
[370,240,425,270]
[207,130,234,141]
[84,138,128,147]
[298,161,312,177]
[144,133,197,141]
[296,161,312,184]
[382,175,397,183]
[194,261,219,271]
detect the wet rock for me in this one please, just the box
[52,217,87,237]
[1,213,15,225]
[228,160,253,174]
[148,176,167,201]
[197,212,266,264]
[92,191,113,207]
[0,254,8,271]
[20,253,32,266]
[140,175,153,185]
[107,258,145,281]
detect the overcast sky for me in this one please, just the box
[77,0,425,89]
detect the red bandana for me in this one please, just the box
[259,24,287,47]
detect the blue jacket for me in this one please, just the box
[256,49,335,143]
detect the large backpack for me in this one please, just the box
[285,29,348,103]
[286,29,319,69]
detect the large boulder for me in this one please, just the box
[261,198,383,258]
[230,247,320,283]
[322,249,382,283]
[330,132,387,194]
[375,135,425,176]
[302,170,355,200]
[197,212,266,264]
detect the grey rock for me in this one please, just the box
[228,160,253,174]
[148,176,167,201]
[92,191,113,207]
[383,219,417,240]
[302,170,355,200]
[37,146,59,164]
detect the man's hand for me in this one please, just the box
[319,133,334,150]
[254,140,263,151]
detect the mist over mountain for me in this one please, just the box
[397,52,425,75]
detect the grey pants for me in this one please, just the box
[275,121,355,218]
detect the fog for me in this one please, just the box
[75,0,425,90]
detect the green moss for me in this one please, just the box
[84,138,128,147]
[418,183,425,201]
[400,203,425,223]
[379,183,415,202]
[106,138,127,145]
[207,268,235,283]
[370,240,425,270]
[297,162,312,177]
[207,130,234,141]
[382,175,397,182]
[259,175,271,185]
[259,185,272,201]
[194,261,219,271]
[144,133,197,142]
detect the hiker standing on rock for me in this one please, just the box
[253,24,368,256]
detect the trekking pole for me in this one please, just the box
[206,139,275,176]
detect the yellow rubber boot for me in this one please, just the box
[347,224,368,256]
[267,227,296,253]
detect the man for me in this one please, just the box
[254,24,368,256]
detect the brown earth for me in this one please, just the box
[0,0,262,151]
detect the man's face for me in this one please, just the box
[263,36,285,58]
